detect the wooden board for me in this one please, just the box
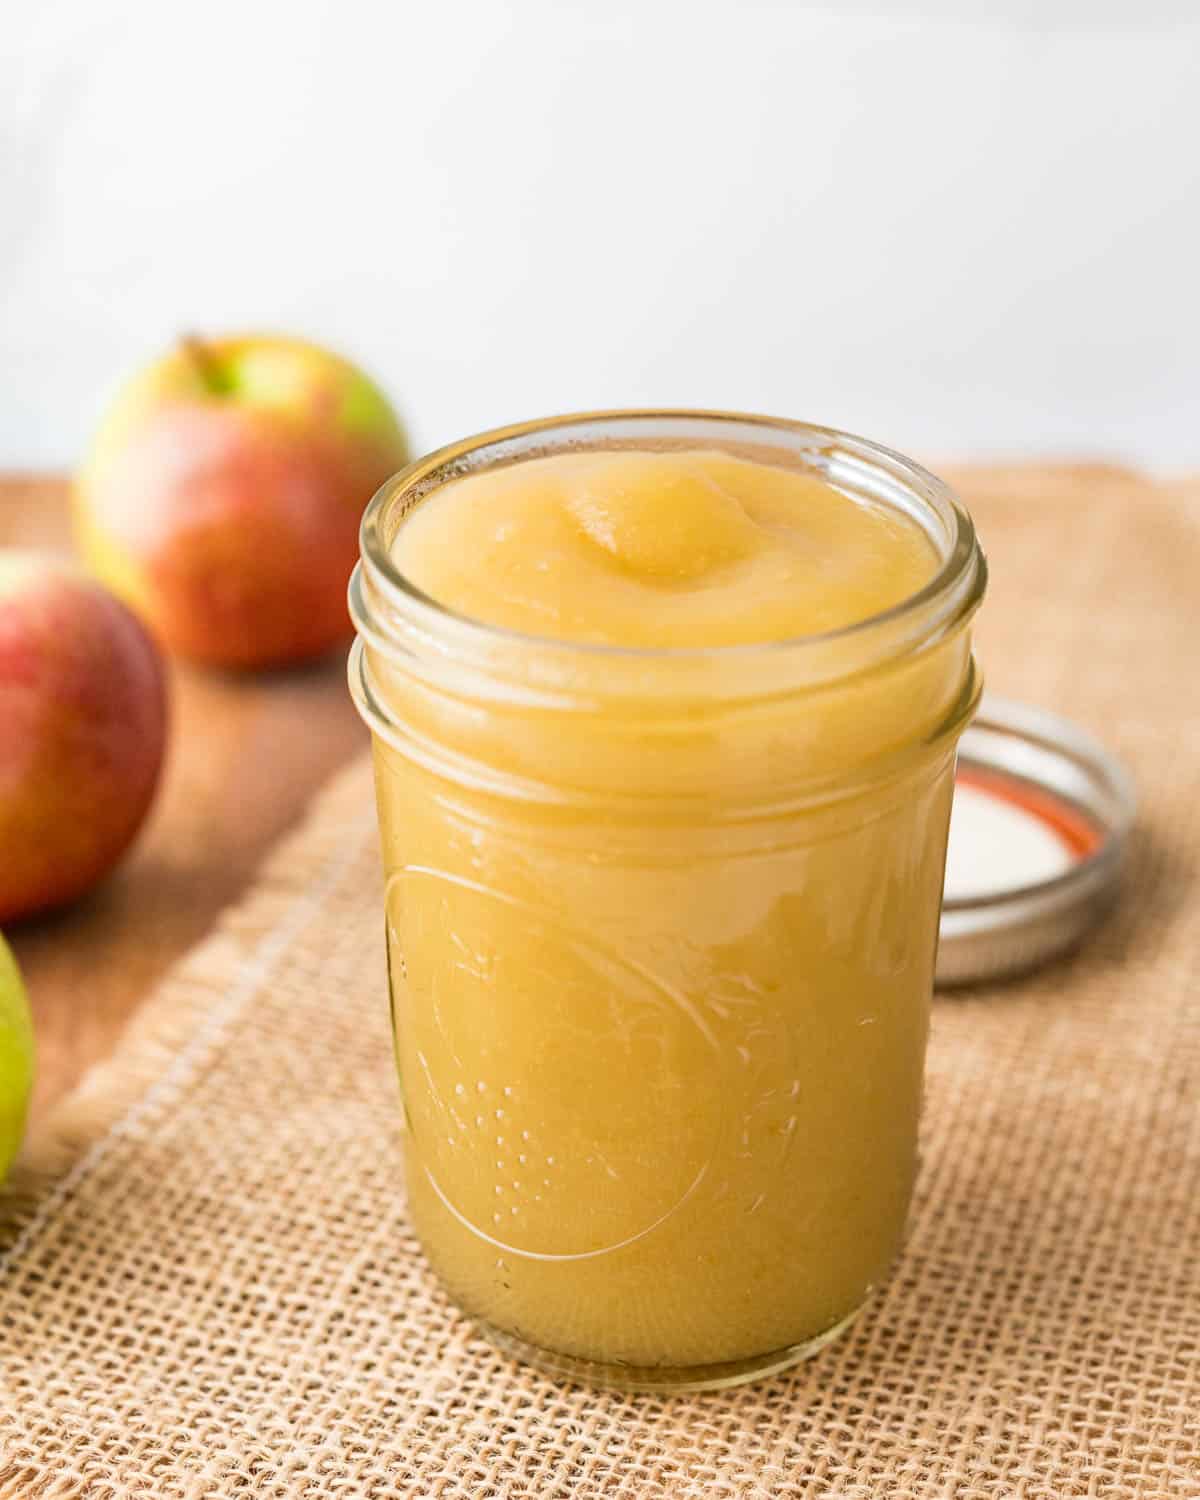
[1,476,368,1124]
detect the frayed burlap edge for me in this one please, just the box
[0,754,377,1266]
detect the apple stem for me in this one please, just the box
[181,333,230,396]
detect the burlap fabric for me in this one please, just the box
[2,465,1197,1498]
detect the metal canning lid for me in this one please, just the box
[936,697,1137,987]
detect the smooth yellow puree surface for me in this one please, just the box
[375,449,960,1374]
[394,449,937,645]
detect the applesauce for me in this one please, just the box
[349,412,985,1390]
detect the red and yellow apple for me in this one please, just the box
[0,554,168,923]
[74,335,410,669]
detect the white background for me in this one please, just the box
[3,0,1198,470]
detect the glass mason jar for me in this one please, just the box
[348,412,986,1391]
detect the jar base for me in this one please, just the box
[472,1299,867,1393]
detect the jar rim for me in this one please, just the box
[353,408,986,676]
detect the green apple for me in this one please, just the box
[74,334,411,669]
[0,933,34,1185]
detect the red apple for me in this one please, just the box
[0,554,168,923]
[73,334,410,669]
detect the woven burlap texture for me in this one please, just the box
[1,466,1197,1499]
